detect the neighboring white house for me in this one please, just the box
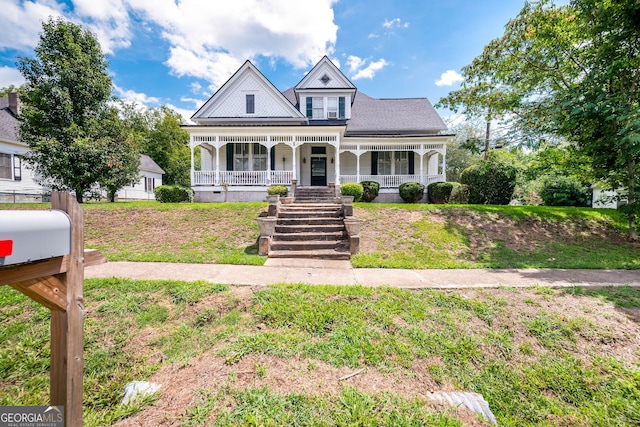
[184,57,451,202]
[592,184,627,209]
[0,93,164,202]
[0,93,45,202]
[116,154,165,200]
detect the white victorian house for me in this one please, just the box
[185,57,450,202]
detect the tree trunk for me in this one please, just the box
[484,105,492,160]
[75,189,84,204]
[108,189,116,203]
[628,159,638,241]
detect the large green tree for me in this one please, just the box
[443,0,640,239]
[120,104,191,186]
[17,17,139,202]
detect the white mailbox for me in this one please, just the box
[0,210,72,266]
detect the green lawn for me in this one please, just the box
[1,201,638,269]
[1,280,638,426]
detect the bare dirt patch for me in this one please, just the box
[110,286,640,427]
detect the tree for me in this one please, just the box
[445,0,640,240]
[0,85,23,97]
[443,120,483,182]
[120,104,191,186]
[17,17,139,203]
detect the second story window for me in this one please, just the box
[312,97,324,119]
[246,94,255,114]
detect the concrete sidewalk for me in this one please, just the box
[84,259,640,289]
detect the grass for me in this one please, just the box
[1,200,638,269]
[1,280,639,426]
[352,203,640,269]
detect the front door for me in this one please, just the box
[310,157,327,186]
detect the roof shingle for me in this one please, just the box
[0,98,19,142]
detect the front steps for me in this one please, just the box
[268,193,351,260]
[293,186,338,204]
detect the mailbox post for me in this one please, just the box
[0,192,106,427]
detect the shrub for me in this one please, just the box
[540,175,591,207]
[360,180,380,202]
[459,153,519,204]
[154,185,194,203]
[449,184,469,204]
[267,185,288,197]
[399,182,425,203]
[427,182,458,204]
[341,182,364,201]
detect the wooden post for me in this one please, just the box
[0,192,106,427]
[50,192,84,427]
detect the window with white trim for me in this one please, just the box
[13,155,21,181]
[234,143,267,171]
[0,153,12,179]
[378,151,409,174]
[312,97,324,119]
[144,177,155,193]
[327,97,338,119]
[246,94,255,114]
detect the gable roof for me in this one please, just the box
[0,98,20,142]
[295,56,356,91]
[345,92,447,136]
[140,154,165,175]
[191,60,305,123]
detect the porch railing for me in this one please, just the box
[192,172,445,188]
[341,174,446,188]
[192,170,295,186]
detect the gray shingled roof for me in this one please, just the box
[0,98,19,142]
[140,154,165,174]
[279,89,446,135]
[346,92,446,135]
[282,87,297,108]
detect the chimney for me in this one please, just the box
[8,92,20,116]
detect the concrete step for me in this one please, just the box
[275,224,346,233]
[268,249,351,260]
[277,218,344,226]
[280,204,341,210]
[273,231,346,241]
[278,211,342,219]
[271,239,347,251]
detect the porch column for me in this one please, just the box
[334,140,341,185]
[441,151,447,181]
[419,153,425,185]
[266,142,272,185]
[189,136,195,185]
[292,144,298,181]
[215,137,221,186]
[356,151,361,183]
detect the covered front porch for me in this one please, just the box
[188,127,447,202]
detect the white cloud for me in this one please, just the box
[435,70,464,87]
[347,56,388,80]
[114,84,161,106]
[0,0,339,92]
[127,0,339,90]
[382,18,409,29]
[0,0,66,51]
[0,66,25,88]
[72,0,132,53]
[165,103,197,124]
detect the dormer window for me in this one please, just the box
[246,94,255,114]
[305,96,346,119]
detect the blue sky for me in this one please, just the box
[0,0,530,123]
